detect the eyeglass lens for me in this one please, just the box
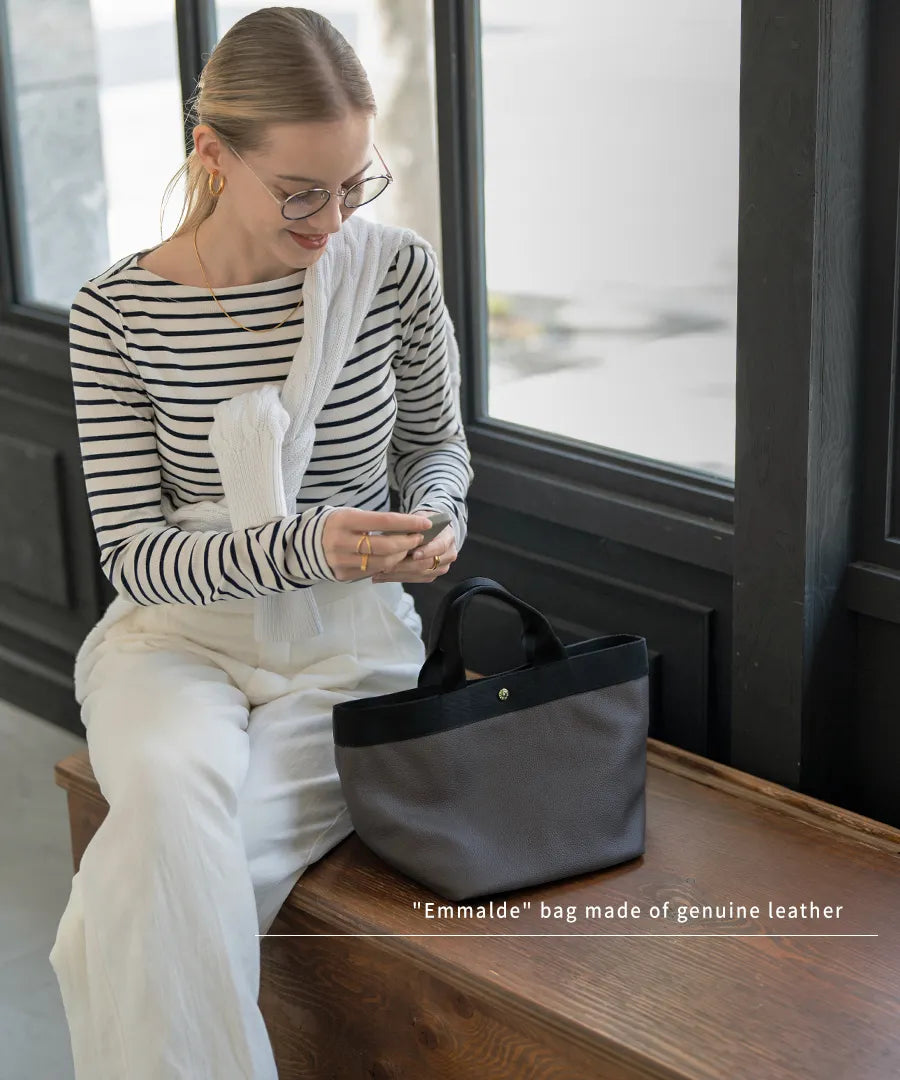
[283,177,390,219]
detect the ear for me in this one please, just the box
[193,124,228,174]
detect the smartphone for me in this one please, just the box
[381,510,452,546]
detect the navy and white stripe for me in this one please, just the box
[68,240,474,606]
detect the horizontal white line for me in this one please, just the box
[258,932,878,938]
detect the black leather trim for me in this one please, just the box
[333,634,648,747]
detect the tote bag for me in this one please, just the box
[332,576,649,901]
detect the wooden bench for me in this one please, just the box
[54,733,900,1079]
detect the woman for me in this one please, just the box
[48,7,474,1078]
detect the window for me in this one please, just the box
[480,0,740,481]
[3,0,183,307]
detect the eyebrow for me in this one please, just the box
[275,158,374,185]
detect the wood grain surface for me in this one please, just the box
[53,734,900,1079]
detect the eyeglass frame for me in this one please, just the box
[219,136,393,221]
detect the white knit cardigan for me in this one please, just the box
[154,213,462,641]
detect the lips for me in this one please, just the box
[288,229,328,251]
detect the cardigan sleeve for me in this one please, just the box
[388,243,475,550]
[68,283,341,606]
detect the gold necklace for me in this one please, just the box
[193,223,303,334]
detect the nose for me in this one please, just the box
[302,194,348,234]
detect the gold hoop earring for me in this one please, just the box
[208,171,225,196]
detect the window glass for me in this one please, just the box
[3,0,182,307]
[481,0,740,481]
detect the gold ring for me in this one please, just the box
[431,554,441,571]
[356,531,372,572]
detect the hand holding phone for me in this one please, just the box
[380,510,452,546]
[320,508,437,581]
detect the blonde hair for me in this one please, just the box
[160,6,377,241]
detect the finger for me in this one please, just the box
[348,527,427,561]
[409,533,454,562]
[405,554,450,575]
[352,510,433,534]
[380,551,450,580]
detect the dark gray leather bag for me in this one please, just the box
[332,576,649,901]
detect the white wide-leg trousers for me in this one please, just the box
[48,577,427,1080]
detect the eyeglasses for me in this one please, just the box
[225,139,393,221]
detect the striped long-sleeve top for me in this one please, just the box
[68,238,474,607]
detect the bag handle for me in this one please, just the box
[418,576,568,691]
